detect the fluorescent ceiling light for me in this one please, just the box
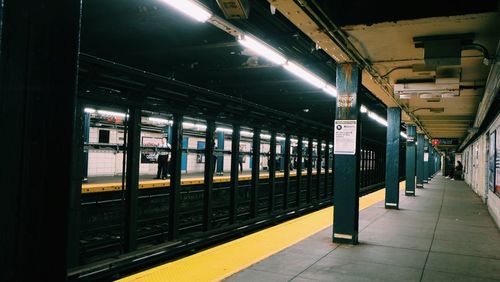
[97,110,127,118]
[182,122,195,128]
[284,61,326,89]
[148,117,170,124]
[276,136,286,141]
[160,0,212,22]
[323,85,337,97]
[400,132,408,139]
[216,127,233,133]
[195,124,207,130]
[360,105,368,113]
[240,130,254,137]
[368,112,388,127]
[238,35,287,65]
[260,134,271,139]
[84,108,96,114]
[290,138,298,143]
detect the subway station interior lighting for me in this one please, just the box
[360,105,368,113]
[284,61,327,89]
[323,85,337,97]
[148,117,171,124]
[160,0,212,22]
[97,110,127,118]
[368,111,388,127]
[400,132,408,139]
[216,127,233,133]
[260,133,271,140]
[84,108,96,114]
[276,136,286,141]
[238,35,287,65]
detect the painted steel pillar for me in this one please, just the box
[405,125,416,196]
[250,128,261,217]
[0,0,82,278]
[429,146,434,179]
[279,140,286,171]
[296,137,303,207]
[82,113,90,181]
[168,113,183,240]
[332,63,361,244]
[216,131,224,175]
[283,134,291,209]
[125,106,141,252]
[229,124,240,224]
[268,132,277,212]
[385,108,401,209]
[423,138,429,183]
[203,120,215,231]
[416,133,424,188]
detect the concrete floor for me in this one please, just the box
[226,174,500,281]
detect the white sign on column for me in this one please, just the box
[334,120,357,155]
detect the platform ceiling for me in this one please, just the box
[80,0,499,148]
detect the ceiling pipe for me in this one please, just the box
[459,41,500,151]
[462,43,491,66]
[298,0,432,139]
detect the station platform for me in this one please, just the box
[117,174,500,282]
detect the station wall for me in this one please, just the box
[463,111,500,228]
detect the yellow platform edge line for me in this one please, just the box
[117,181,405,282]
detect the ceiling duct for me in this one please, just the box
[216,0,250,19]
[414,34,474,67]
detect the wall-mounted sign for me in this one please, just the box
[432,138,459,146]
[334,120,357,155]
[424,152,429,162]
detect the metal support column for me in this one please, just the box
[168,113,183,240]
[250,128,261,218]
[405,124,416,196]
[229,125,240,224]
[416,133,424,188]
[82,113,90,181]
[296,137,303,207]
[316,139,322,201]
[216,131,224,175]
[203,120,215,231]
[332,63,361,244]
[307,138,313,203]
[429,146,435,177]
[385,108,401,209]
[324,141,330,198]
[269,132,277,212]
[423,138,429,183]
[279,140,285,171]
[125,106,141,252]
[283,134,291,209]
[0,0,82,278]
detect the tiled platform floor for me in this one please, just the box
[226,174,500,282]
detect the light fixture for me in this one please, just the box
[238,35,287,65]
[97,110,127,118]
[284,61,326,89]
[148,117,171,124]
[216,127,233,133]
[276,136,286,141]
[240,130,253,137]
[260,133,271,139]
[323,84,337,97]
[360,105,368,113]
[182,122,196,128]
[195,124,207,130]
[400,132,408,139]
[368,112,388,127]
[160,0,212,22]
[84,108,96,114]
